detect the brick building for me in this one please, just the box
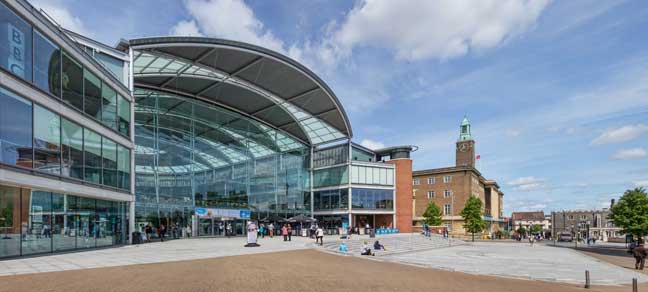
[511,211,551,237]
[412,117,504,235]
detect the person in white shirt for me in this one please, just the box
[316,226,324,245]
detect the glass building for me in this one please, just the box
[0,0,411,259]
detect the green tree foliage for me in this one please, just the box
[610,188,648,237]
[530,224,543,234]
[516,226,526,235]
[422,202,443,226]
[460,196,487,242]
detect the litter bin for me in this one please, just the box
[369,228,375,238]
[132,231,142,244]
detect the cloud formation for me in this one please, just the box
[507,176,545,191]
[327,0,550,61]
[591,124,648,145]
[610,147,648,160]
[31,0,91,36]
[359,139,386,150]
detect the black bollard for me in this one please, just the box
[584,270,590,289]
[633,278,638,292]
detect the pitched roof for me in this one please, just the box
[511,211,545,221]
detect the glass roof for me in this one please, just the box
[133,50,346,145]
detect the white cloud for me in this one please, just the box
[507,176,546,191]
[169,20,203,37]
[176,0,285,53]
[635,180,648,187]
[325,0,550,62]
[591,124,648,145]
[610,147,648,160]
[505,129,521,137]
[359,139,385,150]
[31,0,91,36]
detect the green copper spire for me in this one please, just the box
[459,116,472,141]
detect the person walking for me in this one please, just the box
[259,224,265,238]
[287,224,292,241]
[186,224,192,238]
[226,223,232,238]
[269,223,274,238]
[282,224,288,241]
[316,226,324,246]
[145,223,152,243]
[159,224,166,242]
[633,239,647,270]
[310,224,316,239]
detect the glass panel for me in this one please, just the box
[118,95,130,136]
[84,129,102,184]
[102,138,117,188]
[358,166,366,184]
[313,166,348,188]
[52,193,75,251]
[83,69,102,119]
[34,31,61,97]
[21,190,52,255]
[0,87,32,167]
[94,52,124,83]
[62,53,83,110]
[101,85,118,130]
[117,144,130,191]
[313,145,347,168]
[34,105,61,175]
[0,184,21,257]
[0,2,32,81]
[61,119,84,180]
[76,197,95,249]
[351,147,374,162]
[351,188,393,210]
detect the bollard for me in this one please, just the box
[584,270,590,289]
[633,278,638,292]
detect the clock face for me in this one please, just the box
[458,142,471,152]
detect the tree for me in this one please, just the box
[530,224,543,234]
[610,188,648,237]
[516,226,526,236]
[460,196,487,242]
[422,202,443,226]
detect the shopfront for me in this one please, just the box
[194,208,250,237]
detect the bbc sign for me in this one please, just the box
[7,22,25,78]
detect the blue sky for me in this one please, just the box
[32,0,648,215]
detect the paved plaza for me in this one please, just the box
[380,241,648,285]
[1,234,646,289]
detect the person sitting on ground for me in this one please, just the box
[361,241,374,256]
[373,240,385,251]
[339,242,348,252]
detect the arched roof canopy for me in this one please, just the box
[129,37,353,146]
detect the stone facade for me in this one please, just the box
[551,205,623,241]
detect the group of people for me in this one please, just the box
[309,224,325,245]
[420,223,449,238]
[141,223,192,243]
[338,240,385,256]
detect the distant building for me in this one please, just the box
[412,117,504,235]
[551,200,622,241]
[511,211,551,236]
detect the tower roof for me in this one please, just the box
[459,116,472,141]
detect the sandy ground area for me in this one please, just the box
[0,249,644,292]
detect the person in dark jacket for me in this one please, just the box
[633,239,647,270]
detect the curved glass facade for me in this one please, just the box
[134,89,311,229]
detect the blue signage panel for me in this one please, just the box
[194,207,250,219]
[239,210,250,219]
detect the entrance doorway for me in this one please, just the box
[196,218,246,237]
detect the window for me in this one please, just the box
[102,138,117,188]
[581,215,587,220]
[427,191,435,199]
[313,166,348,188]
[313,145,347,168]
[568,215,574,220]
[352,146,374,162]
[313,189,349,210]
[34,105,61,174]
[0,87,32,167]
[62,53,83,110]
[33,31,61,97]
[428,177,436,184]
[61,118,84,180]
[444,175,452,183]
[444,190,452,198]
[351,188,393,210]
[117,144,130,190]
[0,2,32,81]
[83,69,102,119]
[118,95,130,136]
[444,223,452,231]
[101,85,118,130]
[413,178,420,185]
[444,204,452,215]
[83,129,102,184]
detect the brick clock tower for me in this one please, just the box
[456,116,475,167]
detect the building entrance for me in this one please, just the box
[196,218,246,237]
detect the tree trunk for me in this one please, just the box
[472,232,475,242]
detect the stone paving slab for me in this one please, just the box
[380,241,648,285]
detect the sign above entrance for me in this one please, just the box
[195,207,251,219]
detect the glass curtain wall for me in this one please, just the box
[134,89,310,233]
[0,184,125,258]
